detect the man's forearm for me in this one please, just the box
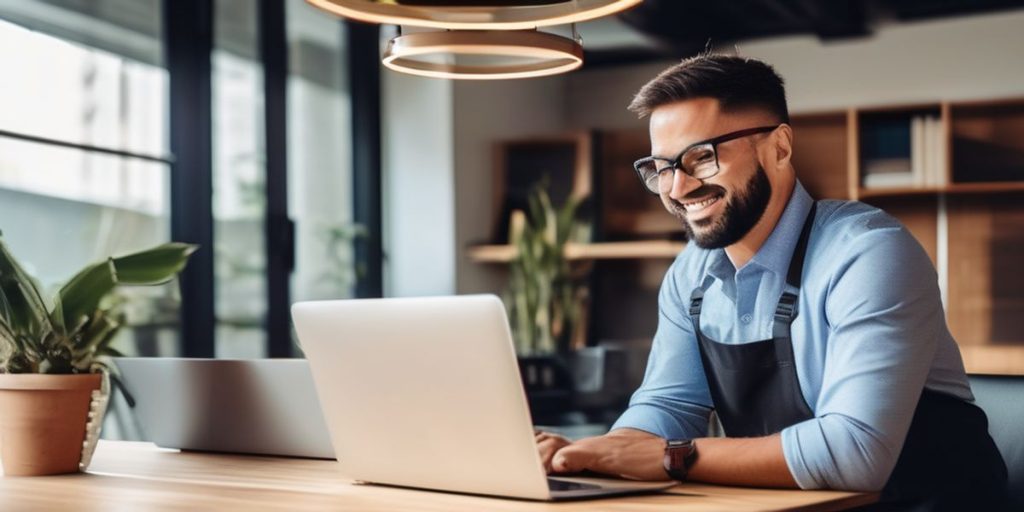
[688,434,798,488]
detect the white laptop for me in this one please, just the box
[291,294,676,500]
[115,358,335,459]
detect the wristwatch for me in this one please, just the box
[663,439,698,481]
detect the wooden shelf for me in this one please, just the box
[857,182,1024,199]
[468,240,686,263]
[946,182,1024,194]
[960,345,1024,376]
[857,187,944,199]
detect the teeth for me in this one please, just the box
[683,195,720,212]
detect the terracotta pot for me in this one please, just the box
[0,373,101,476]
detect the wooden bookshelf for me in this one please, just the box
[790,97,1024,375]
[468,240,686,263]
[473,99,1024,374]
[856,182,1024,199]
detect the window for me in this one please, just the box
[213,0,268,358]
[0,1,179,357]
[286,0,356,309]
[1,0,364,360]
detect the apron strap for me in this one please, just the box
[690,202,817,339]
[689,274,715,332]
[773,202,818,339]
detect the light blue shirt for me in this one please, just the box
[611,181,973,491]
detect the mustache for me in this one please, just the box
[668,184,726,213]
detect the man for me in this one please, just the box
[535,55,1007,510]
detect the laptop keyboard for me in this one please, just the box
[547,478,602,491]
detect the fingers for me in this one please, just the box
[535,431,572,473]
[551,443,594,474]
[549,433,667,480]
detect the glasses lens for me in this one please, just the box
[681,144,718,180]
[634,158,661,193]
[634,158,657,176]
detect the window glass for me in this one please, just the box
[287,0,356,327]
[0,1,175,357]
[213,0,268,358]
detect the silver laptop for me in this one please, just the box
[114,358,335,459]
[292,295,676,500]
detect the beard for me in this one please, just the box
[667,165,772,249]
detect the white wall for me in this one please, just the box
[566,9,1024,130]
[452,77,568,294]
[382,71,457,297]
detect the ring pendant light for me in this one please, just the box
[305,0,642,30]
[382,29,583,80]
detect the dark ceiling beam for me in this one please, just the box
[801,0,870,39]
[754,0,809,28]
[612,0,1021,62]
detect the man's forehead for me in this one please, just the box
[648,99,759,154]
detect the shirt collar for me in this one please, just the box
[705,180,813,282]
[748,180,813,278]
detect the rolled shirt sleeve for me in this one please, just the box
[782,225,943,491]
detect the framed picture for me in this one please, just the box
[491,132,592,243]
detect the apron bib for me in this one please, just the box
[687,203,1007,511]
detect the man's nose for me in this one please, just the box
[667,169,702,202]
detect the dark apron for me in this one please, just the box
[688,202,1008,511]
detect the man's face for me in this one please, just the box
[648,99,775,249]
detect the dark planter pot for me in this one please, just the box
[519,342,653,427]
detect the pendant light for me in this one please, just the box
[382,29,583,80]
[307,0,644,79]
[305,0,642,30]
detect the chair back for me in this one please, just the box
[969,374,1024,510]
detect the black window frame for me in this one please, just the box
[1,0,381,358]
[164,0,381,358]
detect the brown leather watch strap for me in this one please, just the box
[663,439,698,481]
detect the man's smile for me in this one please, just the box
[680,194,723,214]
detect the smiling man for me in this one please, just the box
[535,55,1008,511]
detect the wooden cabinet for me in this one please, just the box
[790,98,1024,375]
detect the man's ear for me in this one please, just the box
[773,124,794,169]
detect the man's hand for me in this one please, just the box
[535,430,572,473]
[550,429,670,481]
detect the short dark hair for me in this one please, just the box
[628,54,789,123]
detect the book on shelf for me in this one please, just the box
[920,115,947,187]
[931,115,947,187]
[862,114,947,190]
[861,115,912,189]
[911,115,925,187]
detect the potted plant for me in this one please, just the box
[506,183,591,356]
[505,183,593,424]
[0,235,195,476]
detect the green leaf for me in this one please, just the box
[58,243,197,333]
[111,243,199,284]
[0,238,53,344]
[54,259,116,334]
[100,346,125,358]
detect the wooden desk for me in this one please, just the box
[0,441,877,511]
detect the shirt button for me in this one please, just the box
[741,314,753,324]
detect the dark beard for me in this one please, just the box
[669,165,772,249]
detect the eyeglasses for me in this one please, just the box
[633,125,780,195]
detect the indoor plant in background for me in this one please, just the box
[506,182,590,356]
[505,183,592,424]
[0,235,195,476]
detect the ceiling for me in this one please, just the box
[4,0,1023,71]
[579,0,1024,67]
